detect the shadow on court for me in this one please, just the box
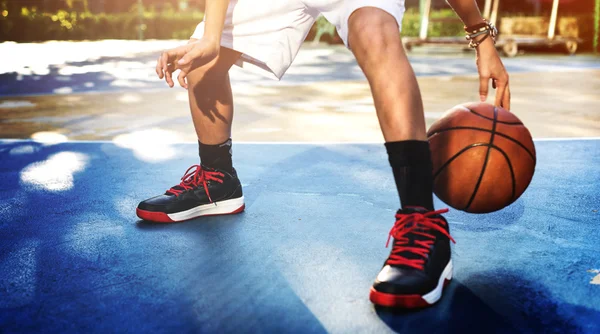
[377,273,600,333]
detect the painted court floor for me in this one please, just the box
[0,138,599,333]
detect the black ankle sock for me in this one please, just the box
[198,139,233,172]
[385,140,434,210]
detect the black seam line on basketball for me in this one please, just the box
[466,107,523,125]
[433,143,491,180]
[490,144,517,203]
[428,126,536,162]
[464,106,498,211]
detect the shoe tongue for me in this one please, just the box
[390,207,435,267]
[165,166,204,195]
[396,207,436,235]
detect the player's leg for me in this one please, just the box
[348,6,434,208]
[350,9,426,142]
[187,47,241,171]
[136,48,245,223]
[137,0,316,223]
[346,6,454,308]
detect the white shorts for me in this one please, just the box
[191,0,406,80]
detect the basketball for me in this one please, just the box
[427,102,536,213]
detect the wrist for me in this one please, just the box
[202,34,221,48]
[476,37,496,54]
[466,19,497,49]
[464,18,487,32]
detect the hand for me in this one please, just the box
[155,37,220,89]
[475,38,510,110]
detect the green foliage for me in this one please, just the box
[0,5,203,42]
[312,15,336,43]
[401,8,464,38]
[1,4,463,43]
[3,3,594,51]
[306,9,463,44]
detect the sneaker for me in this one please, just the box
[136,164,245,223]
[369,207,455,308]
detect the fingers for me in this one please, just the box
[164,63,175,88]
[493,83,505,109]
[157,47,193,88]
[177,71,188,90]
[479,75,489,102]
[160,51,170,80]
[502,84,511,111]
[494,78,508,109]
[178,48,203,67]
[157,50,178,88]
[156,54,164,79]
[492,71,509,109]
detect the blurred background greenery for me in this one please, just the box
[0,0,598,52]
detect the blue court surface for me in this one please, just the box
[0,138,599,333]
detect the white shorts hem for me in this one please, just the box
[191,0,406,80]
[336,0,406,47]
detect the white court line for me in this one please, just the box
[0,137,599,144]
[235,137,600,144]
[533,137,600,142]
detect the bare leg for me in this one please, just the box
[348,7,426,142]
[136,48,245,223]
[186,47,242,145]
[348,7,436,210]
[351,9,455,310]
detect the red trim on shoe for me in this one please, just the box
[369,278,452,309]
[229,204,245,214]
[369,288,429,308]
[136,204,246,223]
[136,208,175,223]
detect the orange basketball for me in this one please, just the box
[427,102,536,213]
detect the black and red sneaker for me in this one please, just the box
[136,165,245,223]
[370,207,455,308]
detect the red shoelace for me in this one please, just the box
[385,208,456,270]
[166,165,224,202]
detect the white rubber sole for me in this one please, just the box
[167,196,245,221]
[422,259,453,304]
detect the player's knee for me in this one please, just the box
[348,8,401,54]
[187,62,225,89]
[187,48,240,90]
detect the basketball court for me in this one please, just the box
[0,137,599,333]
[1,40,600,332]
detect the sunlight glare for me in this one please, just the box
[112,129,183,163]
[30,131,68,144]
[20,152,88,191]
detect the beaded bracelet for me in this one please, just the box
[464,20,498,48]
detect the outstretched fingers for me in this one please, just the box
[156,54,165,79]
[493,75,510,110]
[177,70,188,89]
[502,83,511,111]
[479,75,490,102]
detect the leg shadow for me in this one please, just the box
[375,279,517,333]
